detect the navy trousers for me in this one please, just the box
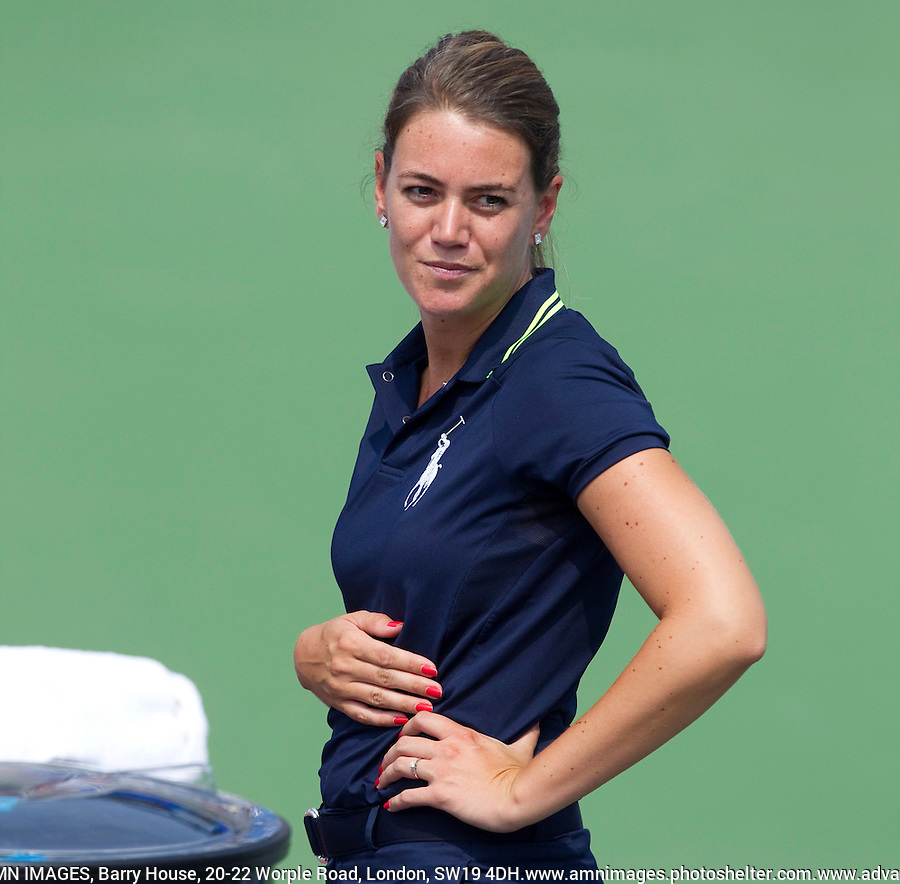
[325,826,599,876]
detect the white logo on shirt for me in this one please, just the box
[404,416,465,510]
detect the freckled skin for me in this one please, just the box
[373,109,561,387]
[356,143,764,830]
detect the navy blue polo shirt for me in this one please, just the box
[321,269,669,810]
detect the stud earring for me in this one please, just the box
[533,233,542,246]
[379,215,388,228]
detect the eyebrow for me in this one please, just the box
[397,171,518,193]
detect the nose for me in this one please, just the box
[431,199,468,247]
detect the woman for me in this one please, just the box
[294,31,766,873]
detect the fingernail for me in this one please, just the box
[383,800,390,810]
[375,777,380,788]
[415,702,432,712]
[387,621,403,628]
[421,665,437,677]
[393,716,408,725]
[425,686,442,699]
[378,764,383,775]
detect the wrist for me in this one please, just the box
[499,762,545,833]
[507,756,576,833]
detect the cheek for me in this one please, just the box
[392,215,423,245]
[388,220,409,249]
[388,235,404,268]
[496,225,531,261]
[480,224,511,256]
[388,229,420,280]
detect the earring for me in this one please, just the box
[379,215,388,228]
[533,233,542,246]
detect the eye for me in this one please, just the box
[405,185,436,201]
[475,194,507,211]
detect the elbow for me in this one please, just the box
[704,574,768,671]
[678,590,767,675]
[741,589,768,665]
[749,606,768,662]
[736,625,767,669]
[717,606,767,672]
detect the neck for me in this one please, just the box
[417,343,467,408]
[416,317,485,407]
[415,270,535,406]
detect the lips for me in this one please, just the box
[422,261,474,281]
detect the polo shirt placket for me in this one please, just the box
[322,269,669,810]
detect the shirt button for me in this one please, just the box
[382,371,394,382]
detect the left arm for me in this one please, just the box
[377,448,767,831]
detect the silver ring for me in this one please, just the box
[410,758,420,780]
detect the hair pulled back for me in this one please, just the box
[381,31,561,194]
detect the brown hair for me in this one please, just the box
[381,31,562,263]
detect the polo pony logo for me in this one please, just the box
[404,416,465,510]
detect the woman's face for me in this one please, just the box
[375,110,561,333]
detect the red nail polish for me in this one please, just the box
[425,686,442,699]
[415,702,432,712]
[387,621,403,628]
[378,764,383,775]
[393,716,408,725]
[421,665,437,677]
[383,801,390,810]
[375,777,380,788]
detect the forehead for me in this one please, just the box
[393,109,533,188]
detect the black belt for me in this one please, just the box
[304,803,583,861]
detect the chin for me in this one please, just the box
[406,284,471,316]
[414,298,474,321]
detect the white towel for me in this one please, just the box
[0,646,209,775]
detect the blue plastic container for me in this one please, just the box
[0,762,290,878]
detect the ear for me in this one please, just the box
[374,151,388,219]
[534,174,563,238]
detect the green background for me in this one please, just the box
[2,0,897,870]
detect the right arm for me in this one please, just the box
[293,610,443,727]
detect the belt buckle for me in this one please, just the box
[304,807,328,864]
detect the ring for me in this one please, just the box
[410,758,420,780]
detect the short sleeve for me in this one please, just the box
[491,332,669,500]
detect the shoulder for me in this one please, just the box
[489,307,669,499]
[492,306,647,403]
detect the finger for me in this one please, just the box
[377,747,439,790]
[324,648,442,709]
[396,710,457,740]
[344,611,440,679]
[333,623,441,686]
[338,700,415,729]
[349,658,443,702]
[379,735,439,778]
[321,660,440,721]
[295,614,442,722]
[342,681,437,720]
[376,753,430,790]
[334,681,438,725]
[382,783,438,814]
[345,610,406,640]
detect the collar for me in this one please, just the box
[367,269,564,431]
[456,268,563,383]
